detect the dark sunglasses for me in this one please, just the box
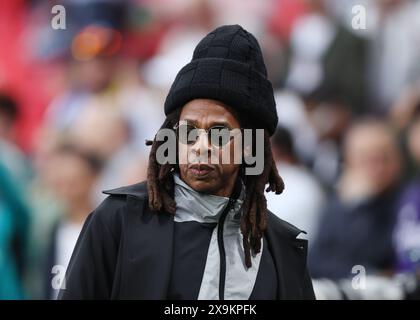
[173,122,239,147]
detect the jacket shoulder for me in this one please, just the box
[266,210,306,239]
[102,180,148,199]
[88,181,149,232]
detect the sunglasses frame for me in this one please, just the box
[173,121,241,147]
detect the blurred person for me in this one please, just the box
[274,90,319,171]
[142,0,214,89]
[112,61,164,155]
[305,87,354,188]
[274,0,368,189]
[264,0,309,87]
[389,81,420,179]
[45,55,118,132]
[267,0,308,43]
[0,94,32,298]
[276,87,353,189]
[367,0,420,113]
[59,25,315,300]
[265,126,325,243]
[309,119,402,279]
[42,144,103,299]
[283,0,368,114]
[393,102,420,275]
[42,24,159,203]
[325,0,377,34]
[390,81,420,133]
[29,0,127,60]
[0,162,30,299]
[27,108,105,299]
[24,127,68,299]
[68,98,147,204]
[0,1,56,153]
[43,19,125,134]
[0,94,31,188]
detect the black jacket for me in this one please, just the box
[309,190,399,279]
[59,181,315,300]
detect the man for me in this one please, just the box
[59,25,315,300]
[42,144,103,299]
[309,119,401,280]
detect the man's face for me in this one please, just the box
[48,152,98,207]
[344,124,401,195]
[178,99,242,197]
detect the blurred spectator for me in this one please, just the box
[0,93,32,299]
[274,0,368,189]
[309,119,402,279]
[266,126,325,243]
[367,0,420,113]
[389,81,420,179]
[0,162,30,299]
[393,102,420,274]
[0,94,32,188]
[275,87,353,189]
[283,0,367,114]
[305,87,353,187]
[142,0,214,89]
[45,55,118,132]
[39,144,103,299]
[394,185,420,274]
[67,98,147,204]
[267,0,308,43]
[275,90,319,171]
[390,81,420,133]
[25,129,70,299]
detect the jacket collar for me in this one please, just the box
[172,173,245,224]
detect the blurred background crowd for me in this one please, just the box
[1,0,420,299]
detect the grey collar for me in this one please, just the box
[173,173,245,224]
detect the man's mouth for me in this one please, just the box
[188,164,215,177]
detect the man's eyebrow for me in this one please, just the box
[209,121,231,128]
[181,119,232,128]
[181,118,199,126]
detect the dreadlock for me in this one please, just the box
[146,110,284,268]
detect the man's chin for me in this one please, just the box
[187,179,219,195]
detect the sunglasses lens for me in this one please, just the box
[210,127,231,147]
[177,125,198,145]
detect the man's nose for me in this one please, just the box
[191,131,211,158]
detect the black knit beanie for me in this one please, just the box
[164,24,278,135]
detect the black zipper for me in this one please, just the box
[217,198,236,300]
